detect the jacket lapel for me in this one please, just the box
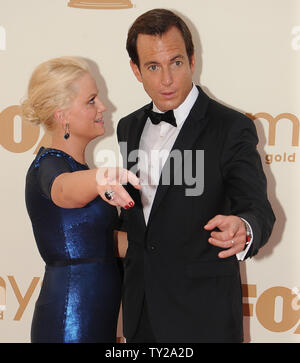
[126,103,151,169]
[147,87,210,226]
[124,104,151,231]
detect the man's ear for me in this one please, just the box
[190,53,196,75]
[130,60,143,83]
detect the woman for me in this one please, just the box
[22,56,138,343]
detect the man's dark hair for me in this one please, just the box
[126,8,194,68]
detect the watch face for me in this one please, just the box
[68,0,133,9]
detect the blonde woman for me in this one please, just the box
[22,57,138,343]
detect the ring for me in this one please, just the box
[104,190,115,201]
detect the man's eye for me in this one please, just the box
[88,97,95,104]
[148,65,158,71]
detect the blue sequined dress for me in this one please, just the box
[25,147,122,343]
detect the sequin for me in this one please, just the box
[26,147,122,343]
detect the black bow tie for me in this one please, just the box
[145,109,177,127]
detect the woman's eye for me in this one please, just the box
[88,97,95,104]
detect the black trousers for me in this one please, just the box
[126,299,156,343]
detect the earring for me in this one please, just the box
[64,123,70,139]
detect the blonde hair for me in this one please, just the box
[21,56,90,131]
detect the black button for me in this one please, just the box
[148,244,157,252]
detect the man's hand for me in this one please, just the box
[204,215,247,258]
[96,167,141,209]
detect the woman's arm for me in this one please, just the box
[51,169,98,208]
[50,166,141,209]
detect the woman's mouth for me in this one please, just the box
[94,118,104,124]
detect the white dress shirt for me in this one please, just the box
[138,83,252,260]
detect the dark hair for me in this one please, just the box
[126,8,194,68]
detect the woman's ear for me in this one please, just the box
[53,109,65,125]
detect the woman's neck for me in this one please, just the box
[51,137,87,165]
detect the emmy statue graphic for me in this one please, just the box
[68,0,133,9]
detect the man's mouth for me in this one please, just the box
[161,91,176,99]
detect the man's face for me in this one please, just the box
[130,26,195,112]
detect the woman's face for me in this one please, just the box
[66,72,106,141]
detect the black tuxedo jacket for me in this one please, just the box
[117,86,275,342]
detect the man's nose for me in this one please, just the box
[161,67,173,86]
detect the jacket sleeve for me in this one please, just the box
[220,114,275,258]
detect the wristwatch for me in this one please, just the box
[243,220,252,250]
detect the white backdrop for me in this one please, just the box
[0,0,299,342]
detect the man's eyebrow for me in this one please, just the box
[143,60,159,67]
[170,54,185,61]
[143,55,185,67]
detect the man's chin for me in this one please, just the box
[155,100,181,112]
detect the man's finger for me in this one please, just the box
[208,236,245,258]
[218,247,238,259]
[208,237,233,249]
[218,240,245,258]
[204,215,223,231]
[210,230,230,241]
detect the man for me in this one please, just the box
[105,9,275,342]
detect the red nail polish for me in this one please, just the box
[124,205,130,209]
[129,201,134,207]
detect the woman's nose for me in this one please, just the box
[96,97,107,113]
